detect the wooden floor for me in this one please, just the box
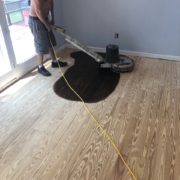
[0,48,180,180]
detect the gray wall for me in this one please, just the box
[55,0,180,56]
[53,0,65,47]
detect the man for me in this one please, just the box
[28,0,67,76]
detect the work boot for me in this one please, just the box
[51,60,68,68]
[38,66,51,76]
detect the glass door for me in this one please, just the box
[0,25,11,77]
[0,0,16,79]
[3,0,35,63]
[0,0,37,91]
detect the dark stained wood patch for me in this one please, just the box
[53,51,120,102]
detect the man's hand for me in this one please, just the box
[48,19,55,31]
[53,25,66,33]
[47,24,52,32]
[50,19,55,25]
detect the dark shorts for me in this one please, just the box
[28,16,56,54]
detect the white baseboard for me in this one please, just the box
[57,43,180,61]
[57,43,80,52]
[56,44,71,54]
[89,46,180,61]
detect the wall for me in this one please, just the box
[55,0,180,57]
[54,0,65,47]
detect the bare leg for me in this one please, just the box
[37,53,44,66]
[37,53,51,76]
[49,48,56,61]
[49,47,68,67]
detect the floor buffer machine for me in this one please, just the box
[54,26,134,73]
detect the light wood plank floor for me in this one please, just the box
[0,48,180,180]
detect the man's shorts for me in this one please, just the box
[28,16,56,54]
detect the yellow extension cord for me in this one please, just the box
[48,33,137,180]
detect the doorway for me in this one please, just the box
[0,0,36,90]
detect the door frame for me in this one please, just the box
[0,0,38,91]
[0,0,16,68]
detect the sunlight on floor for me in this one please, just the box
[0,76,35,100]
[0,60,52,101]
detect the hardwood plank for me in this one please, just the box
[0,48,180,180]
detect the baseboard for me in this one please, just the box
[89,46,180,61]
[57,43,180,61]
[57,43,81,52]
[56,44,71,54]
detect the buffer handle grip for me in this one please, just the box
[53,25,66,34]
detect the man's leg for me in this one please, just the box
[37,53,51,76]
[29,17,52,76]
[49,47,67,67]
[37,53,44,66]
[49,47,56,61]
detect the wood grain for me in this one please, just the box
[0,48,180,180]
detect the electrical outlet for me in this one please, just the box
[115,33,119,39]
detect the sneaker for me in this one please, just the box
[51,60,68,68]
[38,66,51,76]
